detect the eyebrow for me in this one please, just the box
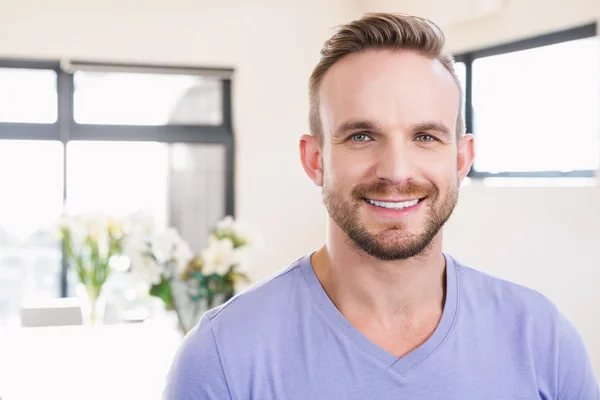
[410,121,452,138]
[332,120,381,138]
[332,119,452,138]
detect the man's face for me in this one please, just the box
[307,50,473,260]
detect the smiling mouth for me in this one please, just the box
[364,198,424,210]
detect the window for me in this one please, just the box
[167,143,227,252]
[455,23,599,177]
[73,71,223,126]
[454,61,466,125]
[66,141,170,224]
[0,141,63,326]
[0,68,57,123]
[0,60,235,325]
[65,141,227,253]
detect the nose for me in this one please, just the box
[375,140,416,184]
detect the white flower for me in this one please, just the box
[201,236,236,275]
[59,212,120,259]
[173,240,194,274]
[123,232,148,262]
[201,216,263,275]
[150,227,181,264]
[131,255,163,285]
[124,211,156,236]
[84,212,109,240]
[215,216,235,232]
[126,225,194,284]
[123,232,161,284]
[109,254,130,272]
[128,244,163,284]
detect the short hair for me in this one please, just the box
[308,12,464,142]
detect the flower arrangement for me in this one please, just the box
[182,216,254,300]
[57,210,259,332]
[58,212,127,325]
[123,221,194,332]
[125,215,260,334]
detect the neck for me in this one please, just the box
[312,222,447,331]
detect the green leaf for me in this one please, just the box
[149,279,174,308]
[190,272,206,282]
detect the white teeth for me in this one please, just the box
[367,198,419,209]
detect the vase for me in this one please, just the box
[170,282,233,336]
[76,283,107,327]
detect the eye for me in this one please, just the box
[350,133,372,142]
[415,134,437,142]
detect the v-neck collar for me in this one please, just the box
[299,251,459,376]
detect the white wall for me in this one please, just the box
[0,0,360,277]
[361,0,600,377]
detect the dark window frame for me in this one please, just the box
[0,58,236,297]
[455,22,598,178]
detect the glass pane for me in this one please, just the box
[66,141,170,227]
[0,140,64,326]
[472,36,600,173]
[73,71,223,126]
[168,143,227,252]
[66,141,226,251]
[0,68,58,123]
[455,61,466,93]
[454,61,466,129]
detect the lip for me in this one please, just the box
[365,197,423,203]
[363,197,425,217]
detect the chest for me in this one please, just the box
[235,362,542,400]
[360,323,439,359]
[227,335,546,400]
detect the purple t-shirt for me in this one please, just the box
[163,253,599,399]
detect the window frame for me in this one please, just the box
[455,22,598,178]
[0,58,236,297]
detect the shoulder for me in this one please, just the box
[450,255,562,358]
[163,312,231,399]
[198,253,311,346]
[451,255,560,322]
[450,255,599,396]
[163,255,310,399]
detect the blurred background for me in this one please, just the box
[0,0,598,398]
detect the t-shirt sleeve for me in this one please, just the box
[556,312,599,400]
[163,315,232,400]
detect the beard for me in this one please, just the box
[323,178,459,261]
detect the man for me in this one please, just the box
[164,13,599,399]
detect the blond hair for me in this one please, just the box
[309,13,464,142]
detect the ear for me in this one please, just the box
[457,133,475,182]
[299,134,324,186]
